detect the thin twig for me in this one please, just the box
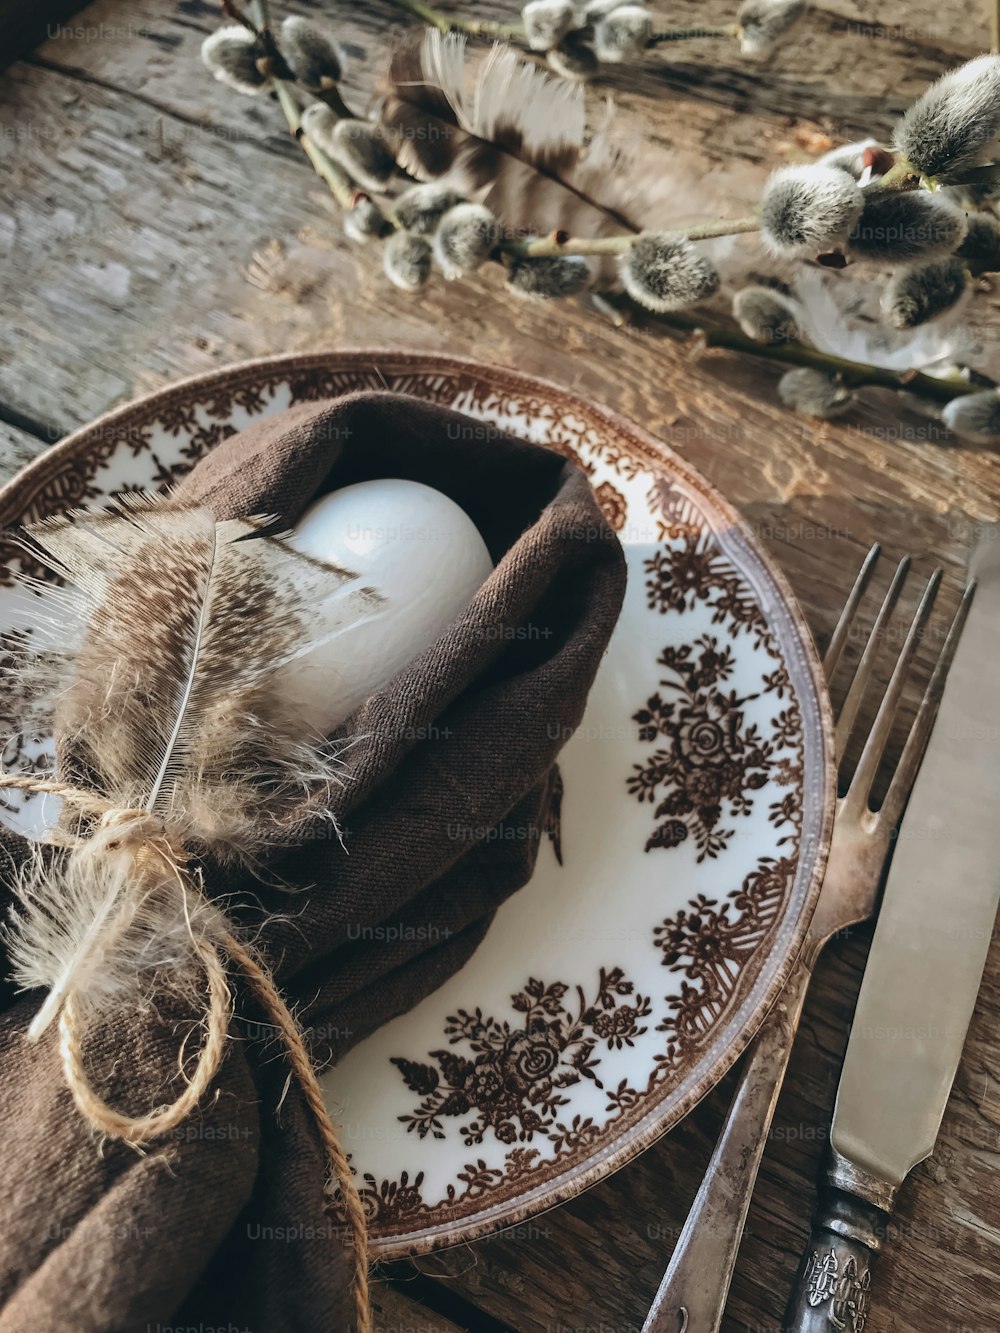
[241,0,369,207]
[503,216,760,258]
[380,0,524,38]
[648,26,739,44]
[272,79,356,208]
[600,295,979,404]
[221,0,256,31]
[378,0,738,46]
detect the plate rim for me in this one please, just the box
[0,349,836,1255]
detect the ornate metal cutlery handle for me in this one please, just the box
[783,1158,893,1333]
[642,958,812,1333]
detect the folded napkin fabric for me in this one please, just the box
[0,390,626,1332]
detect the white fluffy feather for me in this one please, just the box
[793,268,979,372]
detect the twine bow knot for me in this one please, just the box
[0,772,371,1332]
[96,804,174,848]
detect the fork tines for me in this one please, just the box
[823,544,976,828]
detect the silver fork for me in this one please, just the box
[641,545,974,1333]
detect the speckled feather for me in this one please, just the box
[3,492,386,1037]
[378,31,667,278]
[7,492,384,855]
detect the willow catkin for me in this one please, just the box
[760,164,865,257]
[621,233,720,312]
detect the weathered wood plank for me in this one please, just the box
[3,3,1000,1332]
[0,419,51,485]
[371,1280,469,1333]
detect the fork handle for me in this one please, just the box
[642,956,812,1333]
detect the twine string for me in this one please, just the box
[0,772,372,1333]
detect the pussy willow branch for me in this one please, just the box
[218,0,996,412]
[600,294,980,405]
[242,0,392,218]
[648,25,739,44]
[378,0,739,45]
[231,0,356,116]
[271,79,356,208]
[502,155,983,260]
[503,216,761,257]
[381,0,523,38]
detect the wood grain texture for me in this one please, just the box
[0,420,50,485]
[371,1280,468,1333]
[2,2,1000,1331]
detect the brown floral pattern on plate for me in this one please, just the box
[628,634,776,860]
[391,969,652,1148]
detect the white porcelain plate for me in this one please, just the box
[0,352,834,1257]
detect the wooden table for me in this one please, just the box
[3,2,1000,1329]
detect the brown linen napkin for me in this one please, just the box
[0,390,626,1333]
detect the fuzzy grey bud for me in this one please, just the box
[302,107,397,193]
[433,203,502,278]
[201,26,267,96]
[941,389,1000,443]
[955,211,1000,272]
[384,232,433,290]
[393,184,466,236]
[882,257,968,328]
[778,368,853,418]
[546,33,599,81]
[593,5,652,63]
[737,0,807,57]
[507,254,591,299]
[895,55,1000,181]
[732,286,801,343]
[343,197,387,243]
[522,0,577,51]
[760,164,865,257]
[279,16,344,88]
[846,190,967,264]
[621,232,720,312]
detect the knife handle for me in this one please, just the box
[783,1183,889,1333]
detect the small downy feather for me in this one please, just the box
[5,830,230,1041]
[2,493,387,1036]
[377,31,667,279]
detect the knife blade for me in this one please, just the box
[784,531,999,1333]
[832,536,998,1196]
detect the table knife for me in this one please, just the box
[784,533,1000,1333]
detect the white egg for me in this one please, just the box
[278,479,494,735]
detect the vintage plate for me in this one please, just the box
[0,352,834,1257]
